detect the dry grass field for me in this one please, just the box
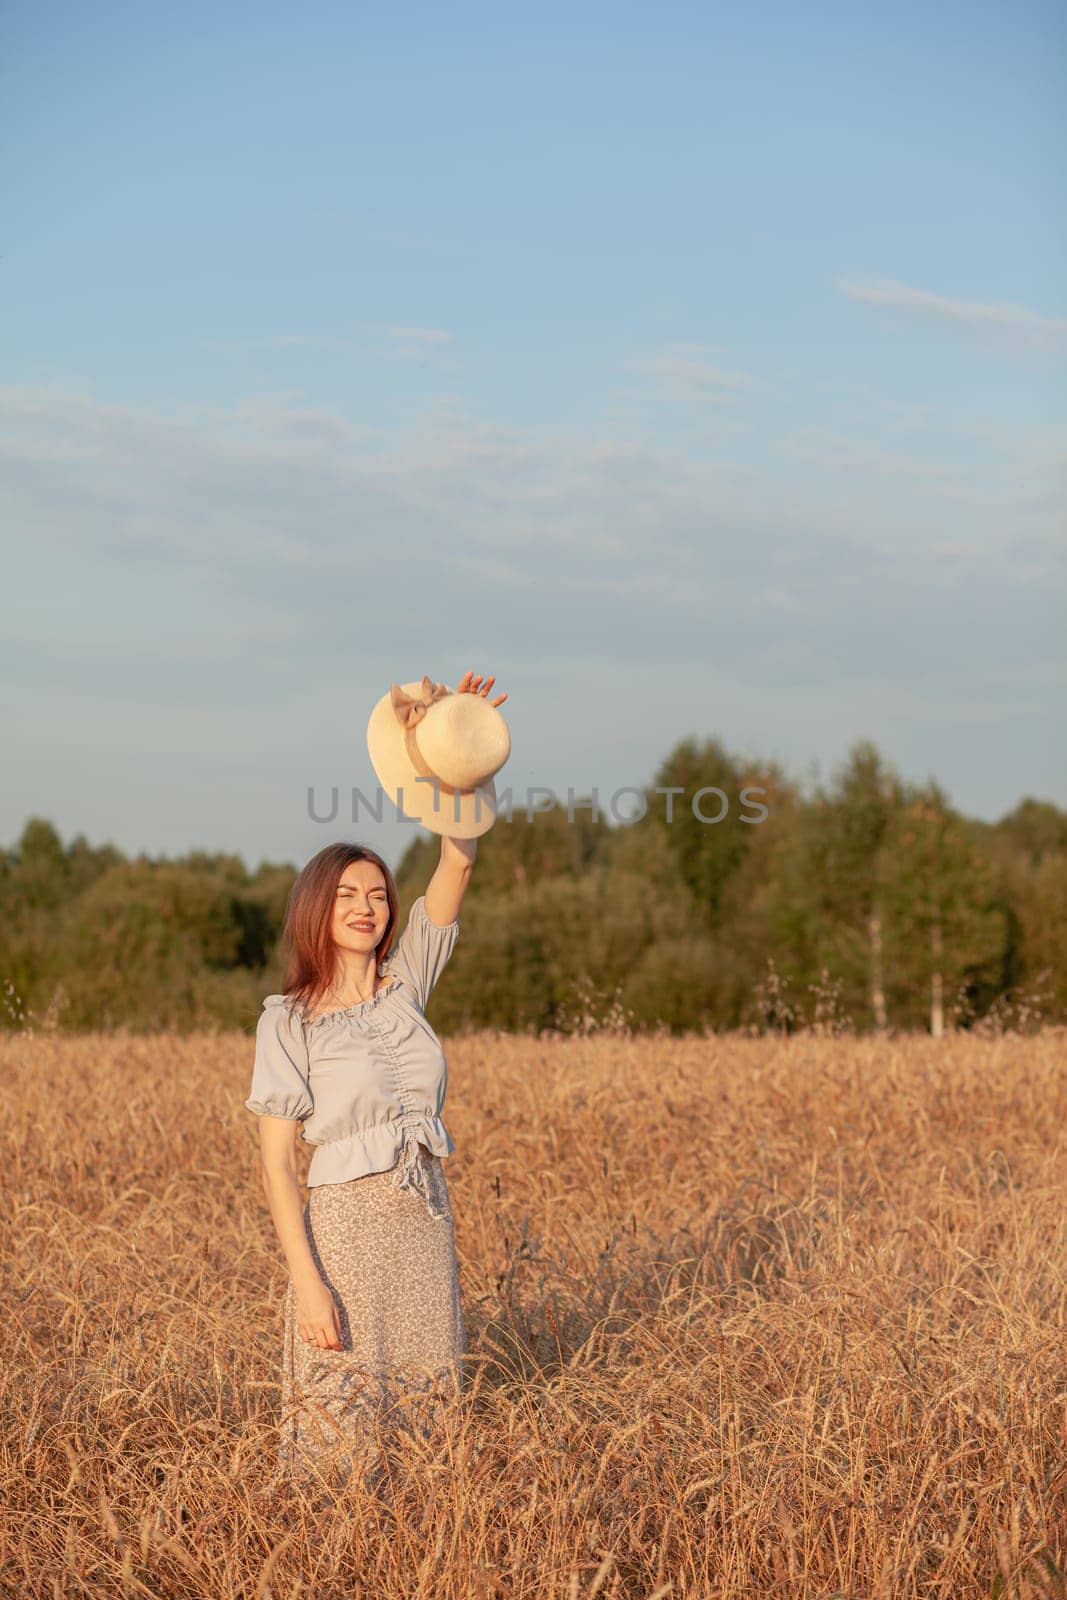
[1,1024,1064,1599]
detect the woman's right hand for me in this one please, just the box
[296,1278,344,1350]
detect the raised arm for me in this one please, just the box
[424,834,475,928]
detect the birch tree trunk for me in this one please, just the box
[868,907,887,1031]
[931,916,944,1037]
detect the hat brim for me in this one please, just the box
[366,682,499,839]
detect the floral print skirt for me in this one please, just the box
[273,1146,468,1492]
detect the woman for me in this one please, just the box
[245,669,508,1492]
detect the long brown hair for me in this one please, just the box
[278,843,400,1025]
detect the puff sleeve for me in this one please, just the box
[244,999,314,1121]
[386,894,460,1012]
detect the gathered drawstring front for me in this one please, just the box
[392,1125,448,1222]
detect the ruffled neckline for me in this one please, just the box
[264,969,405,1031]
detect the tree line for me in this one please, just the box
[3,738,1064,1036]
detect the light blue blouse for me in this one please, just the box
[244,894,461,1222]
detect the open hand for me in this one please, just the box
[456,669,508,708]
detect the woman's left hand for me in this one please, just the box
[456,669,508,707]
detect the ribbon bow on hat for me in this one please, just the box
[389,675,450,730]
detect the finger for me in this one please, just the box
[491,692,508,706]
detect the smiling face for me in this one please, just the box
[331,859,391,959]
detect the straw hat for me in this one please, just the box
[366,675,512,838]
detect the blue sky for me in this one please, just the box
[2,0,1064,872]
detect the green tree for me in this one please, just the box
[876,781,1010,1033]
[766,742,904,1030]
[644,735,754,933]
[990,798,1067,867]
[1012,852,1067,1020]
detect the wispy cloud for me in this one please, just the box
[382,326,454,346]
[626,342,755,401]
[196,323,456,359]
[780,426,978,499]
[838,275,1067,356]
[0,383,1060,696]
